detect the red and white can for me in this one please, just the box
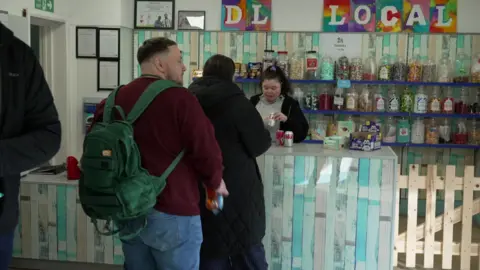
[284,131,294,147]
[276,130,285,146]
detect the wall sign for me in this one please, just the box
[221,0,271,31]
[323,0,457,33]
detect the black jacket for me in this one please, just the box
[0,23,61,233]
[250,94,309,143]
[189,76,271,258]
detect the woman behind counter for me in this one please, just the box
[250,65,309,143]
[189,54,271,270]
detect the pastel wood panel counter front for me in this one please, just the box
[259,145,398,270]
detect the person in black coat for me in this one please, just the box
[189,54,271,270]
[250,65,309,143]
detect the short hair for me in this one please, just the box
[136,37,177,64]
[261,65,292,96]
[203,54,235,81]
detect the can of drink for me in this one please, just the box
[284,131,294,147]
[276,130,285,146]
[267,113,276,127]
[205,188,224,215]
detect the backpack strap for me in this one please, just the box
[103,85,124,123]
[126,80,179,124]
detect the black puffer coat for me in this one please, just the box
[189,76,271,258]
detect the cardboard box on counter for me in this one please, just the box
[349,131,381,151]
[323,136,349,150]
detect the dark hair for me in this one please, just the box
[260,65,292,96]
[203,54,235,81]
[136,37,177,64]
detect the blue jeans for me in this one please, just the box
[122,210,202,270]
[199,244,268,270]
[0,231,14,270]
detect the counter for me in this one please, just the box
[13,145,397,270]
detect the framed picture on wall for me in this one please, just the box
[134,0,175,30]
[177,11,205,31]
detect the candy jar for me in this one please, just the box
[455,87,469,114]
[320,55,334,80]
[387,87,400,112]
[345,86,358,111]
[469,90,480,114]
[411,118,425,144]
[393,57,407,81]
[363,51,377,80]
[469,119,480,145]
[471,53,480,83]
[326,117,337,136]
[349,57,363,80]
[383,117,397,142]
[453,119,468,144]
[277,51,289,77]
[414,86,428,113]
[318,87,332,110]
[397,118,411,143]
[305,89,318,110]
[305,50,318,80]
[289,51,305,80]
[425,118,440,144]
[263,50,275,71]
[378,54,393,81]
[437,53,452,82]
[428,86,442,113]
[336,56,350,80]
[439,119,452,144]
[292,87,305,109]
[310,116,328,141]
[422,58,437,82]
[332,87,345,110]
[401,87,414,112]
[453,48,471,83]
[407,55,423,82]
[373,86,386,112]
[441,87,454,114]
[358,86,372,112]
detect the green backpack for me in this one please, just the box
[79,79,184,239]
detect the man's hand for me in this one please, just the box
[216,179,229,197]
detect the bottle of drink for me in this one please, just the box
[205,187,224,215]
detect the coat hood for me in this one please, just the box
[0,23,14,50]
[189,76,245,109]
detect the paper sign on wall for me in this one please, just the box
[221,0,272,31]
[320,33,363,60]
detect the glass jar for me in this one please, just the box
[414,86,428,113]
[318,87,333,110]
[397,118,411,143]
[411,118,425,144]
[387,87,400,112]
[320,55,334,80]
[345,86,358,111]
[437,53,452,82]
[469,120,480,145]
[441,87,454,114]
[277,51,289,77]
[305,50,318,79]
[289,51,305,80]
[373,86,386,112]
[471,53,480,83]
[393,57,407,81]
[363,51,376,80]
[453,119,468,144]
[336,56,350,80]
[358,86,372,112]
[292,87,305,109]
[422,58,437,82]
[453,48,471,83]
[455,87,469,114]
[349,57,363,80]
[326,117,337,136]
[263,50,275,71]
[305,90,318,110]
[333,87,345,110]
[425,118,440,144]
[469,91,480,114]
[428,86,442,113]
[401,87,414,112]
[439,118,451,144]
[310,117,328,141]
[383,117,397,142]
[407,55,423,82]
[378,54,393,81]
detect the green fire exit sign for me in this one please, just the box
[34,0,54,13]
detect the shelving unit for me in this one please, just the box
[303,139,480,149]
[302,109,480,118]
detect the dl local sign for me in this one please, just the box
[221,0,272,31]
[324,0,457,33]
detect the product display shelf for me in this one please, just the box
[303,140,480,150]
[303,109,480,119]
[235,78,480,87]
